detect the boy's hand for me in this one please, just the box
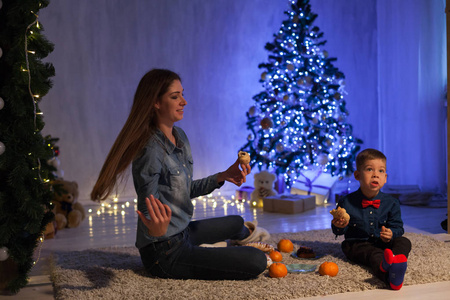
[332,218,349,228]
[380,225,393,242]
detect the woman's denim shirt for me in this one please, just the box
[332,188,404,241]
[132,127,222,249]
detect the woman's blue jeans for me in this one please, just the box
[138,215,267,280]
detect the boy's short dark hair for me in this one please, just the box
[356,148,387,170]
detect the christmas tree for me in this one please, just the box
[0,0,56,294]
[241,0,362,189]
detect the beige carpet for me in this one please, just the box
[50,230,450,300]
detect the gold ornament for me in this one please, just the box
[261,72,267,80]
[276,143,284,152]
[317,154,329,165]
[305,76,313,84]
[260,117,273,129]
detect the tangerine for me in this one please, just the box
[269,262,288,278]
[318,261,339,277]
[269,250,283,262]
[277,239,294,253]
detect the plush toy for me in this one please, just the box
[44,220,57,239]
[250,171,277,207]
[330,206,350,222]
[51,179,85,230]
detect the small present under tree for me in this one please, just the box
[241,0,362,189]
[0,0,56,294]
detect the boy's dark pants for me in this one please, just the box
[342,237,412,282]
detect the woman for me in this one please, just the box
[91,69,268,280]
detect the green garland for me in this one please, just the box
[0,0,56,294]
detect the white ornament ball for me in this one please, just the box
[0,141,5,155]
[56,169,65,178]
[0,97,4,110]
[0,247,9,261]
[317,154,329,165]
[47,157,61,168]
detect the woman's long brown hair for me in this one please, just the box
[90,69,181,201]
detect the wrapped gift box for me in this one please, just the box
[235,186,254,202]
[263,194,316,214]
[290,170,338,205]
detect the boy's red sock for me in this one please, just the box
[388,254,408,290]
[380,248,394,273]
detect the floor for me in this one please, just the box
[1,190,449,300]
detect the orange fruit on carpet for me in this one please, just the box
[277,239,294,253]
[269,250,283,262]
[318,261,339,277]
[269,262,288,278]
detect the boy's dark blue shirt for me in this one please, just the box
[332,188,405,241]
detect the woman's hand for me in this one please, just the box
[136,195,172,237]
[217,159,251,186]
[380,225,393,243]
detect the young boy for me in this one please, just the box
[332,148,411,290]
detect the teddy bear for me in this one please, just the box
[250,170,277,207]
[329,206,350,222]
[44,220,57,239]
[51,179,86,230]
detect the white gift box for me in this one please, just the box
[290,170,338,205]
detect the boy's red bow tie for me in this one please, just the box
[362,199,380,208]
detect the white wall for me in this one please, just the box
[38,0,446,203]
